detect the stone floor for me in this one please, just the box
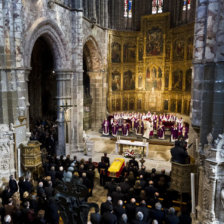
[74,131,172,172]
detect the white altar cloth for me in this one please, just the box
[115,139,149,157]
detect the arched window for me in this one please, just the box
[124,0,132,18]
[152,0,163,14]
[183,0,191,11]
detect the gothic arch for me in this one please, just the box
[83,36,106,130]
[83,36,102,72]
[24,17,68,69]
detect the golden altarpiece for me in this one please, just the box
[108,13,193,114]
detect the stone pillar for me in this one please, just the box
[104,0,108,28]
[71,69,84,153]
[16,68,31,128]
[89,70,107,131]
[92,0,97,20]
[55,70,72,156]
[192,0,224,145]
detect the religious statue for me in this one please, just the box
[102,117,109,136]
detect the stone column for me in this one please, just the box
[55,69,72,156]
[70,69,84,153]
[104,0,108,28]
[89,70,107,131]
[92,0,97,20]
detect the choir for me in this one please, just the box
[102,112,189,142]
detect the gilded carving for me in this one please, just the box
[123,70,135,90]
[138,38,144,61]
[164,99,168,110]
[111,71,121,91]
[172,70,183,91]
[108,14,193,113]
[170,99,176,112]
[173,39,185,61]
[146,27,163,56]
[187,36,193,60]
[123,97,128,111]
[138,75,143,89]
[164,70,169,89]
[123,42,136,63]
[185,69,192,92]
[112,42,121,63]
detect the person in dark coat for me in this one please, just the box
[56,166,64,181]
[9,175,18,197]
[151,202,165,224]
[113,200,126,223]
[1,186,11,205]
[145,180,158,202]
[129,157,139,169]
[98,158,107,186]
[101,153,110,166]
[164,207,179,224]
[100,197,113,215]
[170,141,189,164]
[37,182,45,198]
[125,198,137,221]
[130,211,145,224]
[45,198,59,224]
[22,177,33,194]
[136,200,150,223]
[44,181,54,199]
[101,210,117,224]
[90,206,101,224]
[111,186,124,206]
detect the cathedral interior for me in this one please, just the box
[0,0,224,223]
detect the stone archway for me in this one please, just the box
[22,18,72,156]
[83,36,107,131]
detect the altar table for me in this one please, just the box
[115,139,149,157]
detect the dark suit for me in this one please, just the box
[90,212,101,224]
[136,205,150,223]
[125,202,136,221]
[165,214,180,224]
[151,209,165,224]
[114,205,125,222]
[171,146,189,164]
[100,200,113,215]
[101,212,117,224]
[9,179,18,196]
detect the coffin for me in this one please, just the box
[108,158,125,178]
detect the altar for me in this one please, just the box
[115,139,149,157]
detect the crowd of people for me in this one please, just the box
[102,112,189,142]
[0,150,191,224]
[91,154,192,224]
[30,119,58,155]
[0,153,98,224]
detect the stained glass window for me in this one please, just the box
[152,0,163,14]
[124,0,128,17]
[152,0,157,14]
[183,0,191,11]
[158,0,163,13]
[124,0,132,18]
